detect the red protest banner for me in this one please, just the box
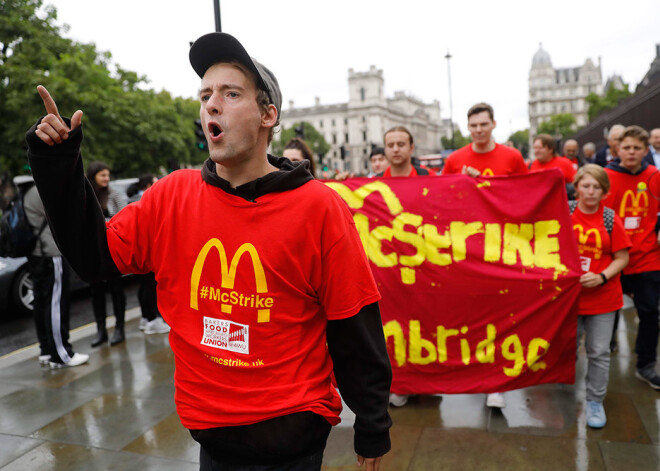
[325,169,581,394]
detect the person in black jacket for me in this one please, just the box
[26,32,391,471]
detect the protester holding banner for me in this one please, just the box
[571,164,631,428]
[442,103,528,177]
[379,126,435,177]
[604,126,660,390]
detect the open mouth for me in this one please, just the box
[208,122,223,141]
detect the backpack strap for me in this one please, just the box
[603,207,614,236]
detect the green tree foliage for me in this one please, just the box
[0,0,202,177]
[536,114,577,140]
[507,129,529,158]
[585,84,633,121]
[440,129,471,150]
[271,122,330,159]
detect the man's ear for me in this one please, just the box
[262,104,278,128]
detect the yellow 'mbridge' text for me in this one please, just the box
[384,320,550,377]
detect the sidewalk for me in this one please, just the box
[0,306,658,470]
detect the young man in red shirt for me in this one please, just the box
[26,32,391,470]
[530,134,577,183]
[441,102,526,409]
[604,125,660,389]
[442,103,527,177]
[379,126,435,177]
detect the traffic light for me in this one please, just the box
[294,123,304,139]
[194,119,207,151]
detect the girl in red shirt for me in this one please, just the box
[571,164,631,429]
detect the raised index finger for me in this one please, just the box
[37,85,61,119]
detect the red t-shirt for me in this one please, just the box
[442,143,528,176]
[530,157,576,183]
[571,204,631,315]
[382,165,436,177]
[105,170,381,429]
[604,166,660,274]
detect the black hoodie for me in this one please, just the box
[25,119,392,464]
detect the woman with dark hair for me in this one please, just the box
[283,137,316,178]
[86,161,128,347]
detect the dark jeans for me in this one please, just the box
[199,446,324,471]
[90,277,126,326]
[191,412,330,471]
[622,271,660,370]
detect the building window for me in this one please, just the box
[332,119,335,127]
[363,131,367,142]
[344,118,348,125]
[362,116,366,123]
[360,87,365,101]
[319,120,323,128]
[333,134,337,144]
[345,133,349,143]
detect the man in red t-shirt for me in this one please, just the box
[604,125,660,390]
[530,134,577,183]
[26,33,392,470]
[441,103,526,410]
[379,126,435,177]
[442,103,527,177]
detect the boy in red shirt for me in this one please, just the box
[26,33,391,470]
[530,134,577,183]
[442,103,527,177]
[604,125,660,389]
[571,164,631,428]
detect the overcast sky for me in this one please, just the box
[44,0,659,142]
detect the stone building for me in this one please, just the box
[279,66,452,175]
[528,44,603,151]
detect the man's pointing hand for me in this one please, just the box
[35,85,83,146]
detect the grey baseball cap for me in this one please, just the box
[189,32,282,118]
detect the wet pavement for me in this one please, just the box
[0,305,659,470]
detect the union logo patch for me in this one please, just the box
[201,316,249,354]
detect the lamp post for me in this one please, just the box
[214,0,221,32]
[445,50,455,150]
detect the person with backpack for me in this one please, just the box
[23,181,89,368]
[570,164,631,428]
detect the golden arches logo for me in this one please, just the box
[573,224,601,248]
[619,190,649,218]
[325,181,403,216]
[482,168,494,177]
[190,239,270,323]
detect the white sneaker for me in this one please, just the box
[38,355,51,366]
[139,317,149,331]
[144,317,171,335]
[486,392,505,408]
[389,393,409,407]
[49,352,90,369]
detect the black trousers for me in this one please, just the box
[137,272,159,322]
[199,446,324,471]
[90,278,126,326]
[622,271,660,370]
[28,255,73,363]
